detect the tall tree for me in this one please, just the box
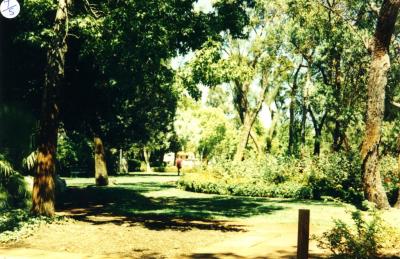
[177,1,290,161]
[32,0,70,216]
[360,0,400,209]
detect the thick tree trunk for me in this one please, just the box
[234,115,254,162]
[143,147,152,173]
[94,137,109,186]
[32,0,70,216]
[361,0,399,209]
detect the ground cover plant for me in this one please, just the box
[178,153,400,207]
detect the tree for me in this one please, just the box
[31,0,70,216]
[360,0,400,209]
[287,0,371,155]
[177,1,290,161]
[94,136,108,186]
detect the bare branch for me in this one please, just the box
[84,0,100,18]
[391,101,400,108]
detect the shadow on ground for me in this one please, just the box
[180,250,325,259]
[57,181,285,232]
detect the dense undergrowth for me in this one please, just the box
[178,152,400,207]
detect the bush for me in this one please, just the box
[315,210,400,258]
[306,152,364,205]
[379,156,400,205]
[0,154,31,210]
[178,172,312,199]
[1,174,31,209]
[127,159,141,172]
[178,153,399,205]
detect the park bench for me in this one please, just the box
[70,167,88,177]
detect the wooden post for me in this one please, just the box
[297,209,310,259]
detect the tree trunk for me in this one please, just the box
[289,63,302,155]
[332,121,342,152]
[394,134,400,208]
[308,107,326,157]
[249,131,261,155]
[361,0,399,209]
[32,0,70,216]
[143,147,152,172]
[94,137,109,186]
[234,115,254,162]
[266,110,281,153]
[314,129,321,156]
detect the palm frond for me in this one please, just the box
[0,155,15,178]
[23,151,37,170]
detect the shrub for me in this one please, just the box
[0,154,31,210]
[316,210,400,258]
[177,171,313,199]
[379,156,400,205]
[127,159,141,172]
[306,152,364,205]
[178,153,398,205]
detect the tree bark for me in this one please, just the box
[249,131,261,155]
[361,0,399,209]
[234,114,254,162]
[233,75,269,161]
[94,136,109,186]
[394,134,400,208]
[308,106,327,156]
[289,63,302,155]
[143,146,152,173]
[32,0,70,216]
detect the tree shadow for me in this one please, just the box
[273,198,345,207]
[58,182,285,232]
[181,251,325,259]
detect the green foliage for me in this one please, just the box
[174,97,239,160]
[0,154,31,210]
[0,154,15,179]
[178,171,312,199]
[56,130,93,176]
[379,155,400,205]
[0,209,67,243]
[316,210,400,258]
[306,152,364,204]
[177,156,313,199]
[177,152,391,205]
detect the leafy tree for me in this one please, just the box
[177,0,291,161]
[287,0,371,155]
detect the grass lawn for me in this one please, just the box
[1,174,399,258]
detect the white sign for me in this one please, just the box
[1,0,20,19]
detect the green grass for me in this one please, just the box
[60,176,400,233]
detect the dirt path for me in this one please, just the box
[0,174,370,258]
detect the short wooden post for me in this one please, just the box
[297,209,310,259]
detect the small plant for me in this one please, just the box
[316,210,400,258]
